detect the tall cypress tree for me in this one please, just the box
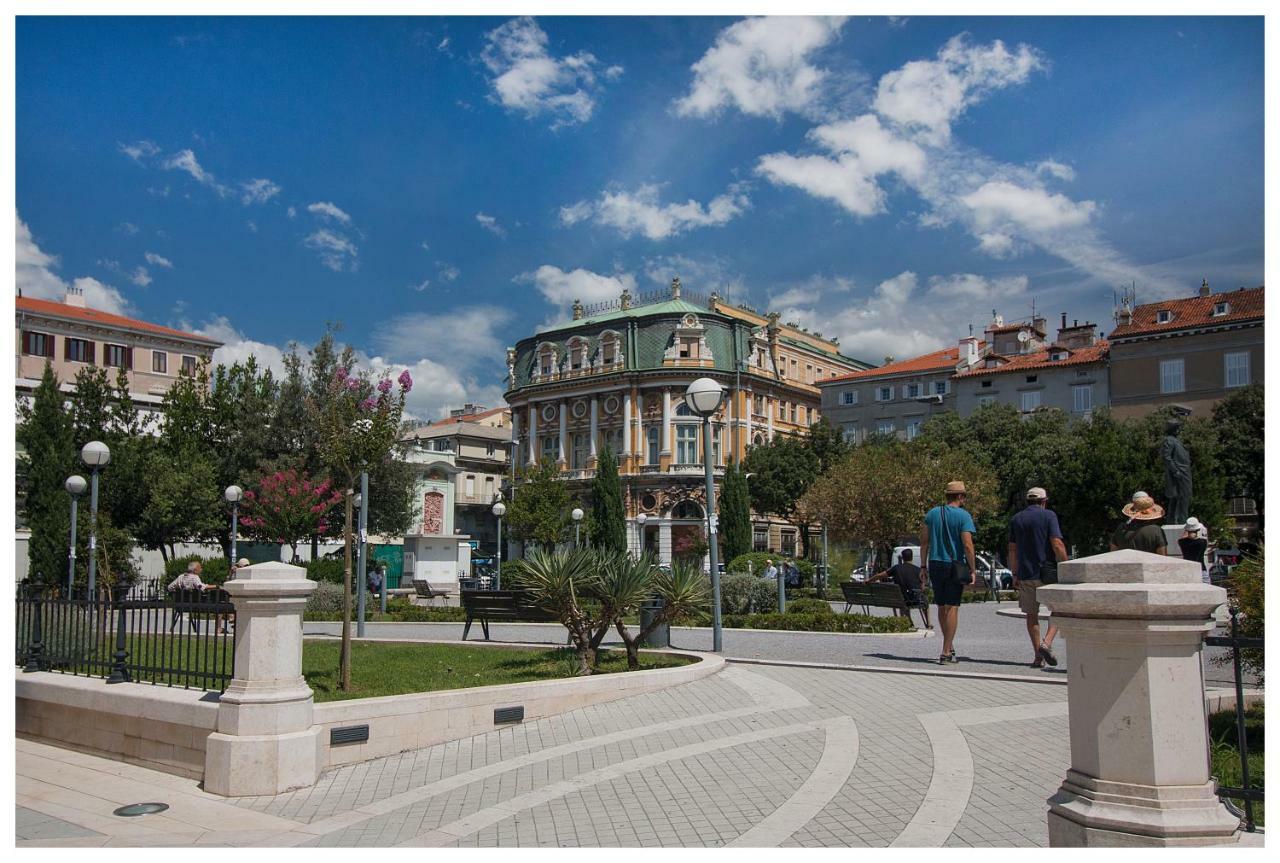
[719,457,752,563]
[17,363,74,583]
[589,446,628,553]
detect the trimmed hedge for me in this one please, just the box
[302,597,469,623]
[727,552,816,585]
[722,612,913,633]
[718,572,779,615]
[786,598,834,616]
[306,582,347,614]
[307,558,347,585]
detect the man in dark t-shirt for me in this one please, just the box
[871,549,931,630]
[1008,488,1067,668]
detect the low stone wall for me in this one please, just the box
[14,671,217,779]
[314,644,722,768]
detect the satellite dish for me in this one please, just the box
[1016,331,1031,343]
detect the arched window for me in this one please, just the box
[675,401,694,418]
[671,500,703,519]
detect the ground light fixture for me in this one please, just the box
[636,511,648,556]
[683,377,725,653]
[224,485,243,564]
[492,500,506,589]
[64,475,87,594]
[80,441,110,599]
[571,506,584,547]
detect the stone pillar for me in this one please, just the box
[527,404,537,465]
[622,390,632,455]
[766,395,775,440]
[658,520,673,566]
[589,396,599,462]
[205,562,322,797]
[661,389,672,455]
[557,400,567,467]
[1039,549,1238,847]
[631,388,642,457]
[745,390,754,446]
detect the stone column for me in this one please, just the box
[589,396,599,463]
[631,387,642,457]
[527,404,537,465]
[205,562,322,797]
[745,390,754,446]
[511,411,521,466]
[661,388,672,455]
[622,390,632,455]
[766,395,775,440]
[658,520,673,566]
[557,400,567,467]
[1040,549,1238,847]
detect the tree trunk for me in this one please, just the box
[311,532,319,561]
[339,489,353,691]
[577,646,595,676]
[615,620,641,670]
[159,545,169,565]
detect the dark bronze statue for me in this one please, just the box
[1161,419,1192,525]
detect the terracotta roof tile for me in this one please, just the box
[953,341,1108,378]
[1110,287,1263,339]
[16,296,221,345]
[429,406,508,426]
[824,341,985,383]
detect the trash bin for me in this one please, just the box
[639,596,669,648]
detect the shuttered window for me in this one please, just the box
[21,331,55,358]
[65,338,94,364]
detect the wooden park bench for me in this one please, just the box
[839,581,928,629]
[461,590,561,641]
[413,581,450,604]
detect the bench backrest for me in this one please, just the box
[461,589,558,621]
[840,581,908,605]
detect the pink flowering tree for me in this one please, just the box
[239,469,344,562]
[313,365,412,690]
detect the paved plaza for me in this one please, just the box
[17,658,1075,848]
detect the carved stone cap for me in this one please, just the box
[1058,549,1201,585]
[1040,550,1226,620]
[222,561,317,598]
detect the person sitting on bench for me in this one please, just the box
[870,549,931,629]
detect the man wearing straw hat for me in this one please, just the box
[920,480,977,664]
[1109,491,1168,555]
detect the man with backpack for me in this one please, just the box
[919,480,977,664]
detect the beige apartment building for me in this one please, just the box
[16,287,222,414]
[1107,282,1263,419]
[400,405,514,556]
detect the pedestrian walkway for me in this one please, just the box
[16,661,1072,847]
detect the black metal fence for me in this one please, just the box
[1204,606,1264,832]
[15,580,236,692]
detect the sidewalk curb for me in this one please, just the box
[307,621,934,638]
[725,656,1070,686]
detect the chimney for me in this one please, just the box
[572,298,584,320]
[64,285,86,308]
[1199,278,1211,298]
[1057,320,1098,349]
[1032,315,1047,335]
[958,336,979,367]
[671,276,682,299]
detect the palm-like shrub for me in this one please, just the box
[509,547,616,675]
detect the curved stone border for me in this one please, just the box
[312,640,723,769]
[309,620,933,638]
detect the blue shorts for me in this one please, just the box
[928,560,964,607]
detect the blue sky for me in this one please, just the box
[15,15,1264,418]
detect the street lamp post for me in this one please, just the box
[685,377,724,653]
[492,500,506,590]
[354,471,368,637]
[224,485,243,563]
[571,507,584,548]
[635,512,648,557]
[80,441,110,600]
[65,475,87,595]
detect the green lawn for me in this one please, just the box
[1209,705,1265,827]
[301,640,695,702]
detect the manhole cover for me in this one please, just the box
[113,803,169,817]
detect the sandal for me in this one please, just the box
[1039,644,1058,667]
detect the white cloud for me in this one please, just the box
[1035,159,1076,182]
[117,221,139,235]
[674,16,847,119]
[287,206,297,219]
[481,17,619,127]
[874,34,1044,144]
[411,279,431,292]
[307,201,352,224]
[17,216,130,315]
[191,316,288,376]
[246,220,258,233]
[777,270,1030,362]
[240,178,282,205]
[118,140,159,163]
[144,251,173,269]
[961,180,1096,233]
[640,253,747,298]
[161,148,230,196]
[475,212,506,238]
[561,183,749,240]
[517,265,637,307]
[436,263,460,282]
[129,266,152,287]
[303,229,359,272]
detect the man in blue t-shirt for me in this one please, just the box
[1008,487,1067,668]
[919,480,977,664]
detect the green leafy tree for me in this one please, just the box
[133,447,224,562]
[588,446,627,553]
[605,556,710,669]
[718,458,752,563]
[509,547,617,675]
[507,458,571,549]
[1213,383,1264,526]
[742,433,819,557]
[17,364,74,584]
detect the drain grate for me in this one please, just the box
[114,803,169,817]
